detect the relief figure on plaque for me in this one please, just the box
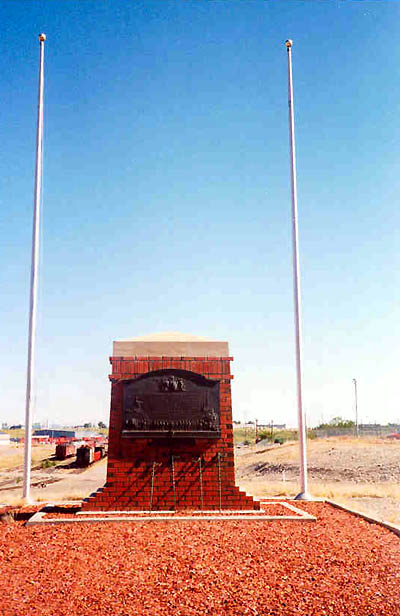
[158,375,186,392]
[201,407,218,431]
[124,396,147,429]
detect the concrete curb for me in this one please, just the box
[26,501,316,526]
[325,499,400,538]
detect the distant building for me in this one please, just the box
[33,429,75,439]
[75,430,102,439]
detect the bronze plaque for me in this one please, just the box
[122,369,220,438]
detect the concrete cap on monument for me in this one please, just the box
[113,331,229,358]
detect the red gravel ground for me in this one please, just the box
[1,502,399,616]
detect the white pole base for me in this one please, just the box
[294,491,312,501]
[22,494,34,505]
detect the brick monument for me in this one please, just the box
[83,333,259,511]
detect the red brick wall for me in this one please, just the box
[83,356,259,511]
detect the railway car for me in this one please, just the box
[75,440,108,467]
[95,444,107,459]
[55,442,76,460]
[76,444,94,467]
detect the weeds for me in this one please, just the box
[40,459,56,469]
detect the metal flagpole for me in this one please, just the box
[285,39,310,500]
[23,33,46,502]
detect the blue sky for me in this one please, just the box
[1,1,399,428]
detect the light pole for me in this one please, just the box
[285,39,310,500]
[352,378,359,437]
[23,33,46,502]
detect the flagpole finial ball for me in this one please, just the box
[285,39,293,48]
[38,33,46,42]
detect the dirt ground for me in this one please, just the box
[0,444,107,505]
[1,438,399,525]
[235,437,400,524]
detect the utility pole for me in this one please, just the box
[352,378,359,437]
[23,33,46,502]
[255,418,258,443]
[285,39,310,500]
